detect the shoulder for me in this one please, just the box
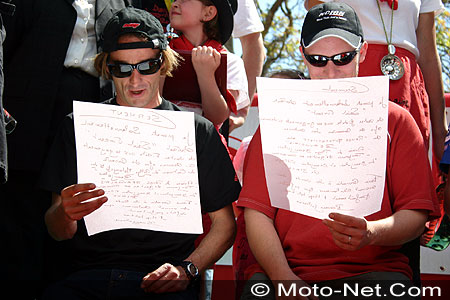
[160,98,217,145]
[193,113,217,142]
[387,102,422,144]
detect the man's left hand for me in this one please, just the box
[322,213,373,251]
[141,263,190,293]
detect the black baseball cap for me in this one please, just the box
[301,2,364,49]
[101,7,167,52]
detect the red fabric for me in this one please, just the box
[169,35,237,114]
[360,44,444,238]
[379,0,399,10]
[359,44,429,150]
[236,102,440,283]
[421,182,446,245]
[170,35,225,53]
[232,212,258,299]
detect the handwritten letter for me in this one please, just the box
[257,76,389,219]
[73,101,202,235]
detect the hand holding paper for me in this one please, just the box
[257,76,389,219]
[322,213,372,251]
[73,101,203,236]
[59,183,107,221]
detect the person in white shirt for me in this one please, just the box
[229,0,265,132]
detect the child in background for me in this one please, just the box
[166,0,249,131]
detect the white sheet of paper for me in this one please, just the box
[73,101,202,235]
[257,76,389,219]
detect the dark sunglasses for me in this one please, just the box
[303,49,358,67]
[107,54,163,78]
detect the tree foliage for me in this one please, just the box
[436,5,450,91]
[257,0,305,76]
[257,0,450,91]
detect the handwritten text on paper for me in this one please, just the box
[257,76,389,219]
[73,101,202,235]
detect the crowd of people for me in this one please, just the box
[1,0,449,299]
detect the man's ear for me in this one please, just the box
[299,46,306,62]
[358,41,369,64]
[202,5,217,22]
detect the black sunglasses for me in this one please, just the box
[303,49,358,67]
[108,54,163,78]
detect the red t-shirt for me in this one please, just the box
[237,102,440,283]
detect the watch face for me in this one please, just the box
[187,263,199,276]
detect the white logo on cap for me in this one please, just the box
[316,10,347,22]
[318,10,345,18]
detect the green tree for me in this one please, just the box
[258,1,450,92]
[257,0,306,76]
[436,5,450,92]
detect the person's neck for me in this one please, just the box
[182,30,208,47]
[153,95,163,108]
[116,95,162,109]
[148,95,163,109]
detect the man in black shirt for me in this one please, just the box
[40,7,240,299]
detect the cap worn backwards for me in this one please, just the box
[101,7,168,52]
[301,2,364,49]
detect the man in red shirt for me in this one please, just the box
[238,3,440,300]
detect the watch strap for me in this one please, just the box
[179,261,200,281]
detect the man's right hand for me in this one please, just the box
[58,183,107,221]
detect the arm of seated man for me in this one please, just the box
[322,209,428,251]
[141,204,236,294]
[245,208,319,300]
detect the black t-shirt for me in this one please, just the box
[39,98,241,272]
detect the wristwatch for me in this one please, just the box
[180,261,200,281]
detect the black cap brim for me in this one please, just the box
[211,0,234,44]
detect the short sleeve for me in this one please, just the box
[232,0,264,38]
[420,0,444,15]
[236,128,277,219]
[227,53,250,110]
[195,116,241,212]
[387,103,440,218]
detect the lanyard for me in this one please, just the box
[376,0,395,55]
